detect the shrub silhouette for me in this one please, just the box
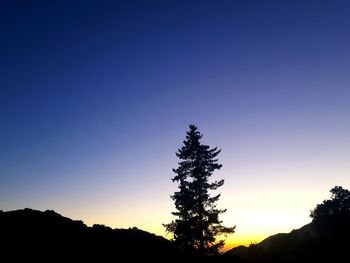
[310,186,350,220]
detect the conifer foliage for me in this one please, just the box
[164,125,235,255]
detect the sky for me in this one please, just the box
[1,0,350,249]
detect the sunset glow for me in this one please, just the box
[1,0,350,252]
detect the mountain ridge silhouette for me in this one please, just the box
[0,208,179,260]
[225,212,350,262]
[1,206,349,261]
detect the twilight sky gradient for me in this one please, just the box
[1,1,350,248]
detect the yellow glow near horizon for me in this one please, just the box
[42,167,348,253]
[66,189,315,251]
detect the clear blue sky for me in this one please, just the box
[1,0,350,247]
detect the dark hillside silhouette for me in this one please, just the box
[1,186,348,261]
[0,208,179,260]
[225,186,350,262]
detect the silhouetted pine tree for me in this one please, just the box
[164,125,235,256]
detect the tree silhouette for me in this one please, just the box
[164,125,235,256]
[310,186,350,220]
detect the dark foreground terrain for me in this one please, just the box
[1,207,349,262]
[226,211,350,262]
[0,208,179,260]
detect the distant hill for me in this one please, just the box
[0,208,179,260]
[2,201,349,261]
[226,212,350,262]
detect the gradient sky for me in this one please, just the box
[1,0,350,249]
